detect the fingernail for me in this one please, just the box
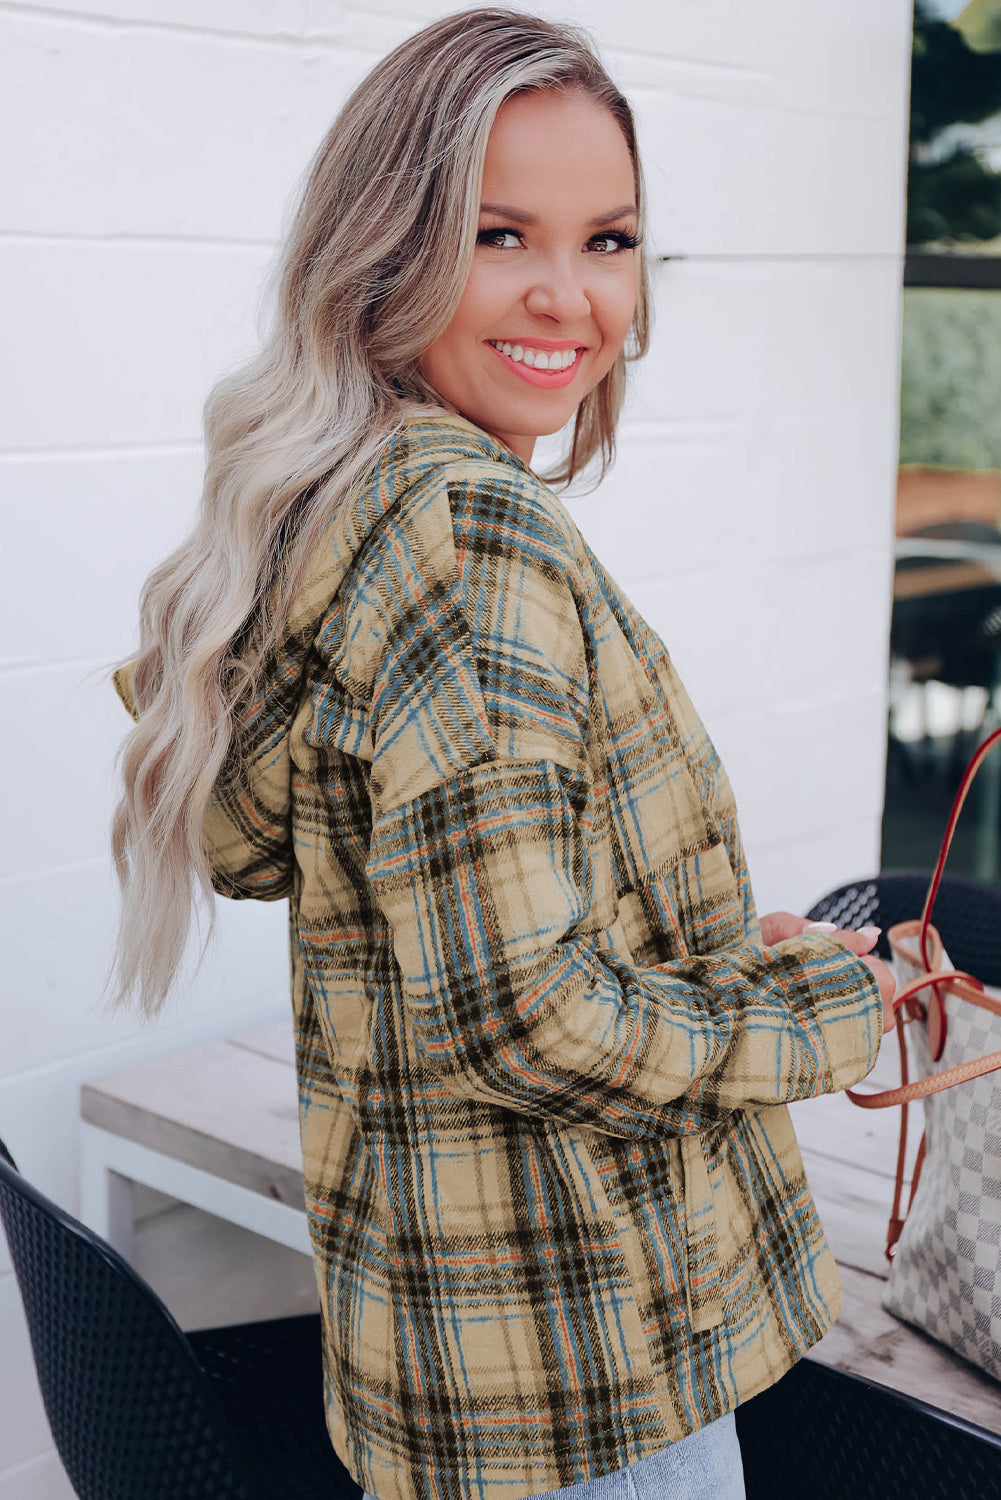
[857,925,882,941]
[803,921,837,933]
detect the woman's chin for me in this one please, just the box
[476,396,579,440]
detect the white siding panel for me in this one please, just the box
[0,448,204,666]
[15,2,314,38]
[750,817,885,925]
[0,242,269,450]
[568,422,761,584]
[637,258,902,423]
[713,690,888,858]
[0,856,289,1078]
[0,664,125,880]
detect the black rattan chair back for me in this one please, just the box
[806,869,1001,985]
[0,1135,256,1498]
[735,1354,1001,1498]
[0,1137,361,1499]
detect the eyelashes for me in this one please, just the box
[476,228,522,250]
[476,227,640,253]
[596,231,641,251]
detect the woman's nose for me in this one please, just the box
[523,260,592,321]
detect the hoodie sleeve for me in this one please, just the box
[360,467,884,1141]
[111,654,294,901]
[200,696,295,902]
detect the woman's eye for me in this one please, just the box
[588,232,640,254]
[477,228,522,249]
[476,227,640,253]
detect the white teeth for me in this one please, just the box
[491,341,578,371]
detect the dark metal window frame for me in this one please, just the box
[905,251,1001,288]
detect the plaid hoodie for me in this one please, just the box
[115,412,882,1500]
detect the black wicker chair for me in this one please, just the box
[0,1136,362,1500]
[806,868,1001,983]
[734,1354,1001,1498]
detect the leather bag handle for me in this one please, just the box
[843,725,1001,1261]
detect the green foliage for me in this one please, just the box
[911,2,1001,142]
[909,0,1001,245]
[908,151,1001,243]
[899,287,1001,467]
[953,0,1001,57]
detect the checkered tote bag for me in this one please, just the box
[846,727,1001,1382]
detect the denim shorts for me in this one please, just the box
[362,1409,745,1499]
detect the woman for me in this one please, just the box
[111,10,896,1499]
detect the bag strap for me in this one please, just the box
[845,956,1001,1259]
[843,724,1001,1262]
[917,724,1001,1032]
[848,966,1001,1108]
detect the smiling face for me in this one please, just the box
[418,89,640,464]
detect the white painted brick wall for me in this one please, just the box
[0,2,912,1491]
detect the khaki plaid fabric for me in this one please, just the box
[115,413,882,1500]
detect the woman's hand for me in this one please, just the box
[760,910,897,1034]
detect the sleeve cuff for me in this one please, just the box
[770,931,885,1093]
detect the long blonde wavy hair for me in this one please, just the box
[111,6,652,1019]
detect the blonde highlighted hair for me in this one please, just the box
[111,6,652,1017]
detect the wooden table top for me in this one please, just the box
[894,533,1001,602]
[893,559,1001,600]
[81,1022,303,1210]
[82,1018,1001,1435]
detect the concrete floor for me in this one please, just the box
[131,1191,321,1331]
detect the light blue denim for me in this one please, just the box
[362,1409,745,1499]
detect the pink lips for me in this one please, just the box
[486,340,584,389]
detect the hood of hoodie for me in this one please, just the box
[112,412,536,898]
[114,411,530,721]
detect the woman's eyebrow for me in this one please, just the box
[479,201,638,226]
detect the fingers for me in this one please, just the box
[761,913,882,955]
[759,910,811,945]
[761,913,880,948]
[804,921,881,956]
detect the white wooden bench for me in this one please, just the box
[80,1020,1001,1436]
[81,1022,310,1258]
